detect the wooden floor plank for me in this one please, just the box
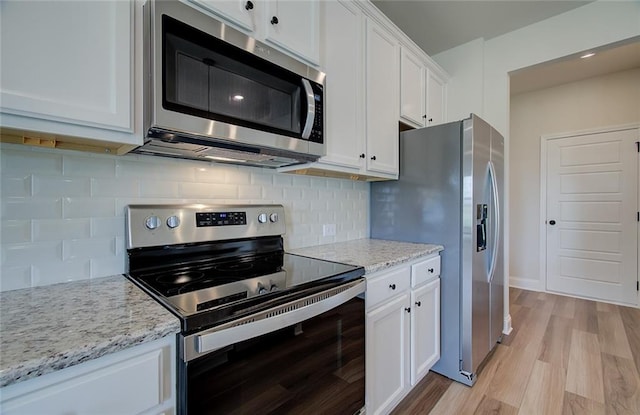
[597,310,634,359]
[562,391,606,415]
[565,330,605,403]
[601,352,640,414]
[389,372,451,415]
[473,395,518,415]
[485,342,538,408]
[573,297,599,334]
[550,293,574,319]
[619,305,640,375]
[537,314,573,370]
[517,360,565,415]
[427,380,472,415]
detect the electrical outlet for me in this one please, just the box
[322,224,336,237]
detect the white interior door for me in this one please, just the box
[545,128,639,305]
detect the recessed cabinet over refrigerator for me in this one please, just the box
[371,114,504,386]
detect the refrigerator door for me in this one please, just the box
[489,127,505,347]
[461,115,492,376]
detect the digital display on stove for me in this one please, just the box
[196,212,247,227]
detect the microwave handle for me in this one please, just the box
[301,79,315,139]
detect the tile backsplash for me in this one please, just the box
[0,144,369,291]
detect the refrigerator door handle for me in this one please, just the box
[488,161,500,283]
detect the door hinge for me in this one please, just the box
[637,212,639,222]
[637,281,639,291]
[636,141,640,152]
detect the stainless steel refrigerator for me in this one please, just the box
[370,114,504,386]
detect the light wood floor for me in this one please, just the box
[391,287,640,414]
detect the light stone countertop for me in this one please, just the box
[290,238,443,274]
[0,275,180,388]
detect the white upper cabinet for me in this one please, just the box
[400,48,426,127]
[426,70,446,126]
[264,0,319,64]
[365,18,399,177]
[0,0,141,151]
[318,0,365,171]
[400,46,448,128]
[189,0,256,32]
[188,0,319,65]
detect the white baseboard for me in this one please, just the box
[509,276,544,292]
[503,314,512,335]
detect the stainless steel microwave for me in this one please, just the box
[136,0,325,168]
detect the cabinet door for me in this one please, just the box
[365,19,399,177]
[188,0,256,32]
[426,69,445,126]
[0,1,133,132]
[319,0,365,170]
[1,337,175,415]
[410,278,441,385]
[400,48,425,128]
[264,0,319,64]
[366,292,410,415]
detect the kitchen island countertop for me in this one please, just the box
[290,238,443,274]
[0,275,180,388]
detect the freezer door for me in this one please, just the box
[489,126,505,347]
[461,115,492,376]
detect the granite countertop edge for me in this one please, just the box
[0,275,181,389]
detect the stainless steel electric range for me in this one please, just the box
[125,204,366,415]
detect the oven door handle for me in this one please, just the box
[183,279,365,362]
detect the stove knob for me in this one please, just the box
[166,215,180,229]
[270,284,279,292]
[145,215,161,230]
[257,283,268,295]
[269,213,279,223]
[258,213,268,223]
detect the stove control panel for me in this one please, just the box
[126,204,286,249]
[196,212,247,227]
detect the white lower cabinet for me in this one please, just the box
[0,336,176,415]
[365,254,441,415]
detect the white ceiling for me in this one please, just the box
[371,1,593,56]
[371,1,640,94]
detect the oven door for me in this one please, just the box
[179,279,365,415]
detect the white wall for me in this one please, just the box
[510,68,640,291]
[433,0,640,331]
[0,144,369,291]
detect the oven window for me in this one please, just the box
[162,15,303,138]
[184,297,365,414]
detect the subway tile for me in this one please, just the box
[179,182,237,199]
[223,167,251,185]
[291,175,311,188]
[1,176,32,197]
[33,175,91,197]
[193,164,230,183]
[2,198,63,220]
[63,237,115,261]
[238,185,262,200]
[273,174,293,187]
[91,177,139,197]
[0,266,32,291]
[116,156,196,181]
[63,154,116,177]
[283,187,303,200]
[1,149,63,174]
[1,220,32,244]
[91,255,126,278]
[138,180,180,198]
[251,172,273,186]
[2,241,62,267]
[32,260,91,286]
[63,197,115,218]
[33,219,91,241]
[262,186,283,201]
[91,217,125,238]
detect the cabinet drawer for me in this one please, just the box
[366,266,410,309]
[411,255,440,287]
